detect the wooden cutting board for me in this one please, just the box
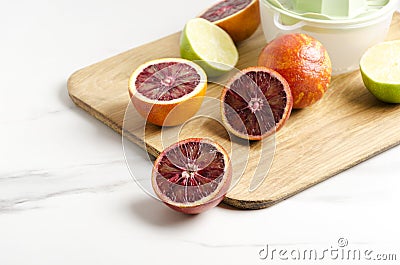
[68,13,400,210]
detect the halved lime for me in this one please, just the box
[360,40,400,103]
[180,18,239,77]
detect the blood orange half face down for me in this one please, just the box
[128,58,207,126]
[152,138,232,214]
[221,67,293,140]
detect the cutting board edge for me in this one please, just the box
[68,86,400,210]
[66,13,400,210]
[223,139,400,210]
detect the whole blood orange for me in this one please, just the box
[199,0,260,43]
[258,33,332,109]
[221,66,293,140]
[152,138,232,214]
[128,58,207,126]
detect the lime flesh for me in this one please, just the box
[360,40,400,103]
[180,18,239,77]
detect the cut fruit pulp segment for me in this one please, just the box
[360,40,400,103]
[200,0,252,22]
[199,0,260,42]
[360,40,400,84]
[221,67,293,140]
[180,18,239,77]
[152,138,232,214]
[128,58,208,126]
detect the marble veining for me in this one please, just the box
[0,159,128,212]
[1,1,399,264]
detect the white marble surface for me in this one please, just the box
[1,1,400,264]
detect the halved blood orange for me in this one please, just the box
[221,67,293,140]
[199,0,260,43]
[152,138,232,214]
[128,58,207,126]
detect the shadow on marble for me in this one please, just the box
[130,197,198,227]
[59,83,76,109]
